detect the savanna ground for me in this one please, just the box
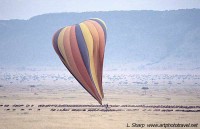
[0,69,200,129]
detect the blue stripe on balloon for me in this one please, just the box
[75,24,91,77]
[53,28,65,61]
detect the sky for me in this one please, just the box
[0,0,200,20]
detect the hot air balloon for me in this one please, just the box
[52,18,107,104]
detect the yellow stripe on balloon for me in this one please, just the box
[79,23,102,99]
[57,27,71,68]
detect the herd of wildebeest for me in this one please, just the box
[1,104,200,112]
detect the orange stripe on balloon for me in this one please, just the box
[88,20,105,98]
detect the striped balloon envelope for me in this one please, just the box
[52,18,107,104]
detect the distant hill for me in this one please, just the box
[0,9,200,70]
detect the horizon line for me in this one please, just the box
[0,8,199,21]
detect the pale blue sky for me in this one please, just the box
[0,0,200,20]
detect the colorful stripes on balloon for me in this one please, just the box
[52,18,107,104]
